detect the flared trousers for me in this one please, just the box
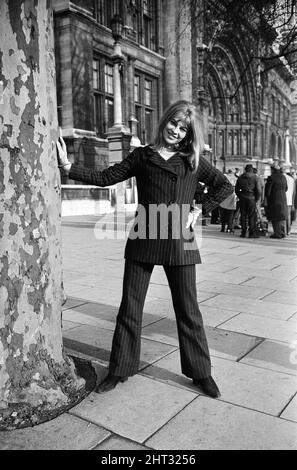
[109,260,211,379]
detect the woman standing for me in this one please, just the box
[57,100,233,398]
[265,164,288,239]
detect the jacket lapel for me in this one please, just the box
[146,146,185,176]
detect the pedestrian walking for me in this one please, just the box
[253,167,265,219]
[284,171,296,235]
[235,164,262,238]
[232,168,242,230]
[219,192,237,233]
[265,164,288,239]
[57,100,233,398]
[219,169,237,233]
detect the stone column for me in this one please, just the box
[107,40,131,163]
[127,56,141,149]
[106,40,131,210]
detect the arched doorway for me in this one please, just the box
[208,38,255,167]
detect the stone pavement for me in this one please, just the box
[1,214,297,450]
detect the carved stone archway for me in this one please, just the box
[207,38,256,165]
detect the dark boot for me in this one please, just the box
[193,376,221,398]
[95,373,128,393]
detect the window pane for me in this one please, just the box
[145,109,153,144]
[105,98,114,132]
[93,60,99,90]
[144,79,152,106]
[134,69,158,145]
[104,64,114,94]
[144,16,151,49]
[134,76,140,102]
[135,105,142,141]
[143,0,156,50]
[94,93,104,137]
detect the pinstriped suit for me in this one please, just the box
[69,146,233,378]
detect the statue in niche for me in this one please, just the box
[124,0,138,39]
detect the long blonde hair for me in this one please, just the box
[152,100,204,171]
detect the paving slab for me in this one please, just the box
[141,318,262,361]
[196,262,241,274]
[63,310,115,332]
[222,246,262,255]
[0,413,110,450]
[62,319,81,331]
[198,305,238,327]
[195,269,256,285]
[280,395,297,422]
[241,276,297,293]
[62,285,123,306]
[197,291,219,302]
[206,327,263,361]
[197,280,274,300]
[146,283,172,299]
[289,312,297,322]
[226,266,297,281]
[240,339,297,376]
[219,313,297,343]
[143,351,297,416]
[94,435,151,450]
[275,248,297,256]
[64,286,157,306]
[62,304,165,329]
[150,265,170,285]
[62,297,88,311]
[261,290,297,306]
[145,396,297,450]
[63,269,94,281]
[70,375,196,443]
[203,253,266,264]
[269,265,297,276]
[143,298,175,319]
[202,294,297,320]
[210,356,297,416]
[249,259,289,270]
[66,275,124,290]
[62,324,177,370]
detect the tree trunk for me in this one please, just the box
[0,0,86,430]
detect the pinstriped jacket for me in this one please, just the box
[69,145,233,265]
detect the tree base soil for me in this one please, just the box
[0,356,96,431]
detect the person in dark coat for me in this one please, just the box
[265,164,288,239]
[57,100,233,398]
[235,164,262,238]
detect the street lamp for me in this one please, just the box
[110,14,123,43]
[110,14,124,128]
[213,118,217,167]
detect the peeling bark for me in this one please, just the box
[0,0,85,429]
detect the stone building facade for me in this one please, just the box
[53,0,297,213]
